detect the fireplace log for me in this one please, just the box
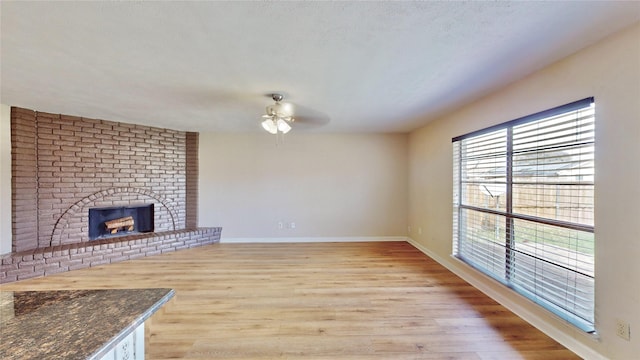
[104,216,135,234]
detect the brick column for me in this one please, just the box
[185,132,198,229]
[11,108,38,252]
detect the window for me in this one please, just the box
[452,98,595,332]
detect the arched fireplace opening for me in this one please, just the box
[88,204,154,240]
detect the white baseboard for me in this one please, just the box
[219,236,407,244]
[405,237,606,360]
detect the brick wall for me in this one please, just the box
[3,107,220,283]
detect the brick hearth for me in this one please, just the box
[2,107,221,283]
[1,228,221,282]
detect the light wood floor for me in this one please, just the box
[1,242,581,359]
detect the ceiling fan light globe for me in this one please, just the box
[261,119,278,134]
[277,118,292,134]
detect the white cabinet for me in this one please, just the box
[98,323,145,360]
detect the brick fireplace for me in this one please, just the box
[1,107,221,283]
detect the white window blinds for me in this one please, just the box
[452,98,595,332]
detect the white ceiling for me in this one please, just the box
[1,1,639,133]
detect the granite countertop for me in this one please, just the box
[0,288,174,360]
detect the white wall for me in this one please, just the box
[0,104,12,255]
[199,132,408,241]
[408,23,640,359]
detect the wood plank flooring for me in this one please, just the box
[0,242,581,359]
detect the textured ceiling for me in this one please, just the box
[1,2,639,133]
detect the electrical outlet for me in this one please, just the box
[278,222,284,230]
[615,319,631,341]
[408,226,411,233]
[290,222,296,229]
[418,227,422,235]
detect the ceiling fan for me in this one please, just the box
[261,93,295,135]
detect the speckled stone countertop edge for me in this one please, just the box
[87,288,175,360]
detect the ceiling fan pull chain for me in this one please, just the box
[276,131,285,147]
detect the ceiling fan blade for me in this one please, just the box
[289,104,330,128]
